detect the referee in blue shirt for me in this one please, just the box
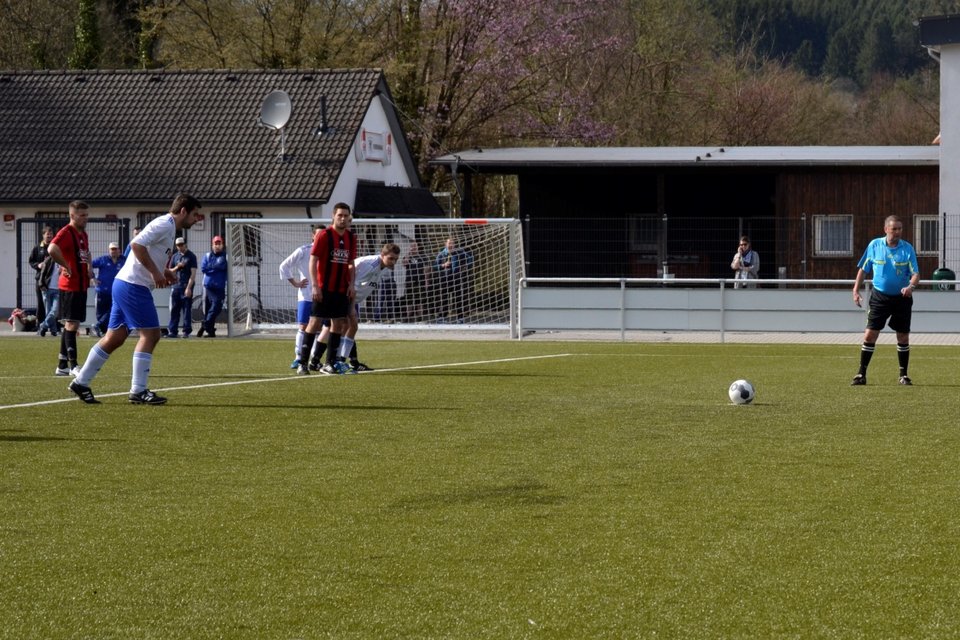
[851,215,920,386]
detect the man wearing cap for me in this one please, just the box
[198,235,227,337]
[90,242,126,337]
[167,237,197,338]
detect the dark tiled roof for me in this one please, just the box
[0,68,396,204]
[355,182,445,217]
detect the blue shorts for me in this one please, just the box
[296,300,312,325]
[110,280,160,330]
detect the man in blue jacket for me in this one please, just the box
[90,242,125,336]
[198,235,227,337]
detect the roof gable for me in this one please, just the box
[0,68,398,204]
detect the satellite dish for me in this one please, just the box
[259,90,292,130]
[258,90,292,161]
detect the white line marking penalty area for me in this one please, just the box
[0,353,574,411]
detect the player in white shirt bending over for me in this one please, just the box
[279,225,323,369]
[67,194,201,405]
[330,243,401,372]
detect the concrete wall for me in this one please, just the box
[518,284,960,336]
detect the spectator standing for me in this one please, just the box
[435,237,473,321]
[167,237,198,338]
[198,235,227,338]
[731,235,760,289]
[68,194,201,405]
[37,262,61,337]
[850,215,920,386]
[90,242,125,337]
[28,226,54,321]
[47,200,93,376]
[402,241,429,322]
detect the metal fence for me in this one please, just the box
[521,215,949,284]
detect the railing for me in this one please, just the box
[518,278,960,341]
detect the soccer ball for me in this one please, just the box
[728,379,755,405]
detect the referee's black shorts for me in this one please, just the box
[311,291,350,320]
[866,289,912,333]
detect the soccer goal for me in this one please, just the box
[224,217,525,337]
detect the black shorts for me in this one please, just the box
[58,290,88,323]
[866,290,912,333]
[310,291,350,320]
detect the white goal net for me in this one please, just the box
[224,218,525,337]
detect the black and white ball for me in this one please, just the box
[728,379,755,405]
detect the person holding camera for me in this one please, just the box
[731,235,759,289]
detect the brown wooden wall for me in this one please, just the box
[778,168,940,280]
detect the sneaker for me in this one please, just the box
[290,359,301,370]
[128,389,167,405]
[320,363,337,375]
[333,361,351,375]
[68,380,100,404]
[308,360,321,372]
[899,375,913,386]
[166,333,179,339]
[352,362,374,372]
[69,366,81,377]
[39,325,48,337]
[54,367,71,376]
[296,364,310,376]
[196,326,205,337]
[851,374,867,386]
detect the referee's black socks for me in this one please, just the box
[858,341,876,375]
[897,343,910,376]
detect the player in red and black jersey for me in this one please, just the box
[47,200,93,376]
[296,203,357,375]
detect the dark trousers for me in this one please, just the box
[168,287,192,336]
[203,287,225,333]
[35,283,46,320]
[95,290,112,333]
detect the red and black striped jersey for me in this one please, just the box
[311,227,356,294]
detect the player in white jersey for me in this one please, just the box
[279,225,323,369]
[67,194,202,405]
[331,243,400,372]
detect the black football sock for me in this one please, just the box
[897,343,910,376]
[65,329,78,368]
[299,333,316,366]
[858,342,875,375]
[350,343,358,364]
[326,333,341,365]
[58,332,68,369]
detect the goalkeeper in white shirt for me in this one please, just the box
[316,243,400,373]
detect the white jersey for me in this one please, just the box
[117,213,177,289]
[354,254,389,304]
[279,243,312,303]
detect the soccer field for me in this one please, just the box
[2,336,960,638]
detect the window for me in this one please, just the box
[914,215,940,256]
[813,215,853,257]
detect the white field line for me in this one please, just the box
[0,353,574,411]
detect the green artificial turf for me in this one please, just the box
[2,336,959,638]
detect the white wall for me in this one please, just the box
[940,46,960,273]
[519,286,960,336]
[324,94,415,217]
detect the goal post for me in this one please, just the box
[224,217,526,338]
